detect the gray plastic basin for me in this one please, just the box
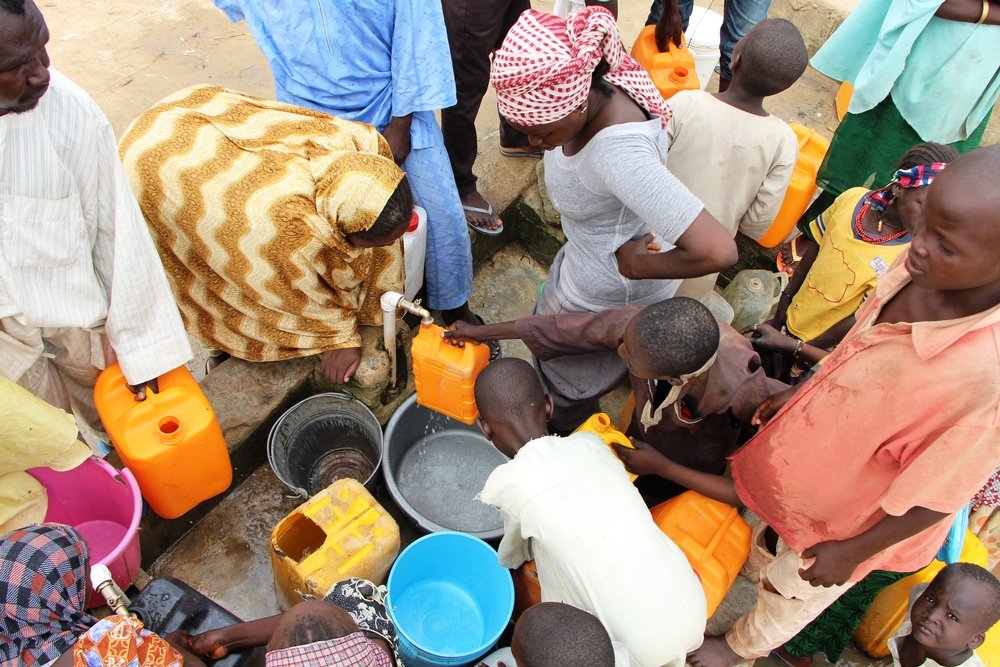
[383,394,507,541]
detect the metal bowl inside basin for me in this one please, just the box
[383,394,507,540]
[268,392,383,498]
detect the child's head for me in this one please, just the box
[511,602,615,667]
[908,145,1000,296]
[618,297,720,381]
[474,358,552,458]
[730,19,807,98]
[884,142,958,234]
[909,563,1000,657]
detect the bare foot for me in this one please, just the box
[460,190,502,233]
[687,635,744,667]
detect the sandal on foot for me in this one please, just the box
[499,145,544,159]
[463,203,504,236]
[776,234,805,276]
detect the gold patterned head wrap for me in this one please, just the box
[119,85,407,361]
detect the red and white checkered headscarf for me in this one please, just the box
[492,7,668,127]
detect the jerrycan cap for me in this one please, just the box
[157,415,186,445]
[746,277,765,293]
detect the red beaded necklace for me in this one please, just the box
[853,199,909,245]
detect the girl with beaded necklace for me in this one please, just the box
[745,143,957,379]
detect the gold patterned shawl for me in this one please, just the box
[119,86,405,361]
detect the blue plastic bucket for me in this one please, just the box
[387,532,514,667]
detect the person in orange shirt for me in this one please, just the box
[615,145,1000,667]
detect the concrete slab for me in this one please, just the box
[150,465,299,620]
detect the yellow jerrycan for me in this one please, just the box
[411,323,490,425]
[270,478,400,610]
[651,490,752,616]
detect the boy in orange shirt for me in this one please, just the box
[616,145,1000,667]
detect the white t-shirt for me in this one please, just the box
[478,433,707,667]
[542,118,704,312]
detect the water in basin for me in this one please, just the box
[396,430,507,533]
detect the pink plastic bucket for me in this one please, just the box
[28,457,142,608]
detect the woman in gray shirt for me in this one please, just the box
[491,6,735,316]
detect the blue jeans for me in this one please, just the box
[645,0,772,80]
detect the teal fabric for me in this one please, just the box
[810,0,1000,144]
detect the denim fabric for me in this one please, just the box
[645,0,772,80]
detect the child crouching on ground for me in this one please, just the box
[474,358,706,667]
[668,18,808,306]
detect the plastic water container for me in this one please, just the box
[388,532,514,667]
[28,457,142,608]
[270,478,400,610]
[685,5,723,91]
[756,123,830,248]
[411,323,491,424]
[722,269,789,332]
[403,206,427,301]
[129,577,263,667]
[835,81,853,121]
[651,490,752,616]
[855,530,988,658]
[573,413,636,481]
[630,26,700,100]
[95,364,232,519]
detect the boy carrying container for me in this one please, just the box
[666,18,808,305]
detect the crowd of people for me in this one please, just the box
[1,0,999,664]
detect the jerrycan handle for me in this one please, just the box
[769,271,789,307]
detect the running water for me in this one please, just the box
[396,430,507,532]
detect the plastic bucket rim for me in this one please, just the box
[381,394,505,541]
[387,531,514,660]
[685,6,724,48]
[267,392,384,496]
[25,456,142,568]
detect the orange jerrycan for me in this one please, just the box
[756,123,830,248]
[574,413,636,481]
[651,491,751,616]
[630,25,700,100]
[855,530,988,658]
[411,323,490,424]
[270,478,400,610]
[94,364,231,519]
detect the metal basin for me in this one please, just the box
[383,394,507,540]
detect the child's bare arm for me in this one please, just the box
[612,439,742,507]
